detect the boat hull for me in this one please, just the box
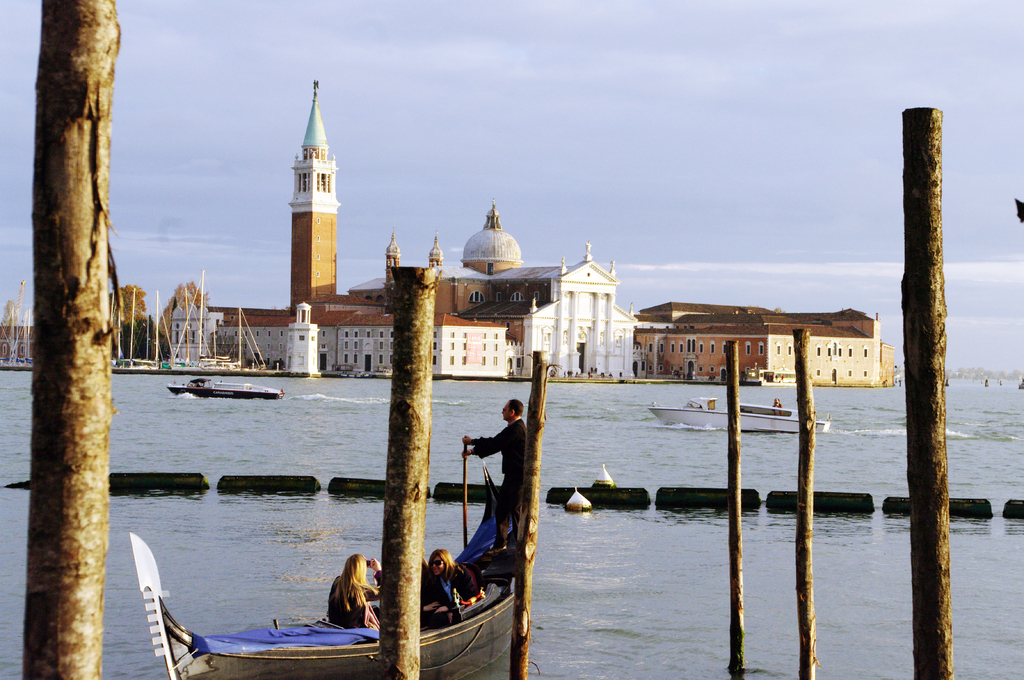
[649,406,830,433]
[166,381,283,400]
[177,597,513,679]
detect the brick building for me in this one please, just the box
[634,303,895,386]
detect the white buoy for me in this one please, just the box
[565,487,592,513]
[593,464,616,488]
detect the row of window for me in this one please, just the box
[296,171,332,194]
[467,290,536,303]
[649,339,872,359]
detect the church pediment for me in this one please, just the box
[561,261,618,285]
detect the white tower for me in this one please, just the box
[286,303,320,375]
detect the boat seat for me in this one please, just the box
[457,583,501,621]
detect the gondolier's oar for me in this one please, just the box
[462,442,469,548]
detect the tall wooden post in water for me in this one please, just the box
[510,351,549,680]
[379,267,436,680]
[725,342,744,673]
[25,2,119,678]
[793,329,817,680]
[902,107,953,680]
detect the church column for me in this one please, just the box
[592,293,603,373]
[553,291,564,372]
[568,291,579,374]
[606,293,618,374]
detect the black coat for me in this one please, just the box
[472,418,526,478]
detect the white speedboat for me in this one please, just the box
[649,397,830,433]
[167,377,283,400]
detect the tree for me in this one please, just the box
[116,284,149,360]
[159,280,209,337]
[120,284,147,320]
[25,1,119,679]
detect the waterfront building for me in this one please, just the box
[349,202,637,377]
[219,308,506,377]
[634,303,895,386]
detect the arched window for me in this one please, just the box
[468,291,484,303]
[510,292,524,301]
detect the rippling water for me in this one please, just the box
[2,372,1023,678]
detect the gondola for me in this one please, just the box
[131,469,515,680]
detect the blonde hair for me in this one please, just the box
[330,553,378,613]
[428,549,458,581]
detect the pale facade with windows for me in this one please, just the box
[634,303,895,386]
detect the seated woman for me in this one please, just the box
[421,549,478,628]
[328,554,382,629]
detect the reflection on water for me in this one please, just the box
[2,373,1024,678]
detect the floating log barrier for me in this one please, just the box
[766,491,874,513]
[545,486,650,508]
[883,496,993,519]
[328,477,386,497]
[655,487,761,510]
[432,482,484,502]
[1003,500,1024,519]
[217,475,320,493]
[109,473,209,492]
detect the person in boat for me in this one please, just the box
[462,399,526,554]
[421,549,479,628]
[328,554,382,629]
[773,398,783,410]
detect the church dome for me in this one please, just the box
[461,202,523,267]
[386,231,400,257]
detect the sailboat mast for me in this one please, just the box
[199,271,206,361]
[129,288,136,363]
[155,291,160,365]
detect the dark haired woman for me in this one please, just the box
[328,554,382,629]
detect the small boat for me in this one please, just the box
[130,470,514,680]
[166,377,283,400]
[649,397,831,433]
[741,367,796,386]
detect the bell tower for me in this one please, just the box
[289,81,340,309]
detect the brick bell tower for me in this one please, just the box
[289,81,340,310]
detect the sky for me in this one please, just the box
[3,1,1024,371]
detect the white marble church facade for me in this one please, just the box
[520,250,634,377]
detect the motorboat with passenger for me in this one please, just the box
[130,470,514,680]
[649,396,831,433]
[166,377,283,400]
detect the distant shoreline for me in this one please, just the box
[0,364,898,386]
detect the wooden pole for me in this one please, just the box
[902,107,953,680]
[510,350,549,680]
[725,342,744,673]
[463,442,469,549]
[24,2,119,678]
[793,329,817,680]
[378,266,436,680]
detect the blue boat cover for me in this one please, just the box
[455,516,498,564]
[193,626,379,654]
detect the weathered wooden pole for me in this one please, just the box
[793,329,817,680]
[24,2,119,678]
[902,107,953,680]
[510,350,549,680]
[725,342,744,674]
[378,267,436,680]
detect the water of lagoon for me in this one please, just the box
[1,371,1022,678]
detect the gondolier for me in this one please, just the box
[462,399,525,554]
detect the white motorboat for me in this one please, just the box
[649,397,830,433]
[167,377,283,400]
